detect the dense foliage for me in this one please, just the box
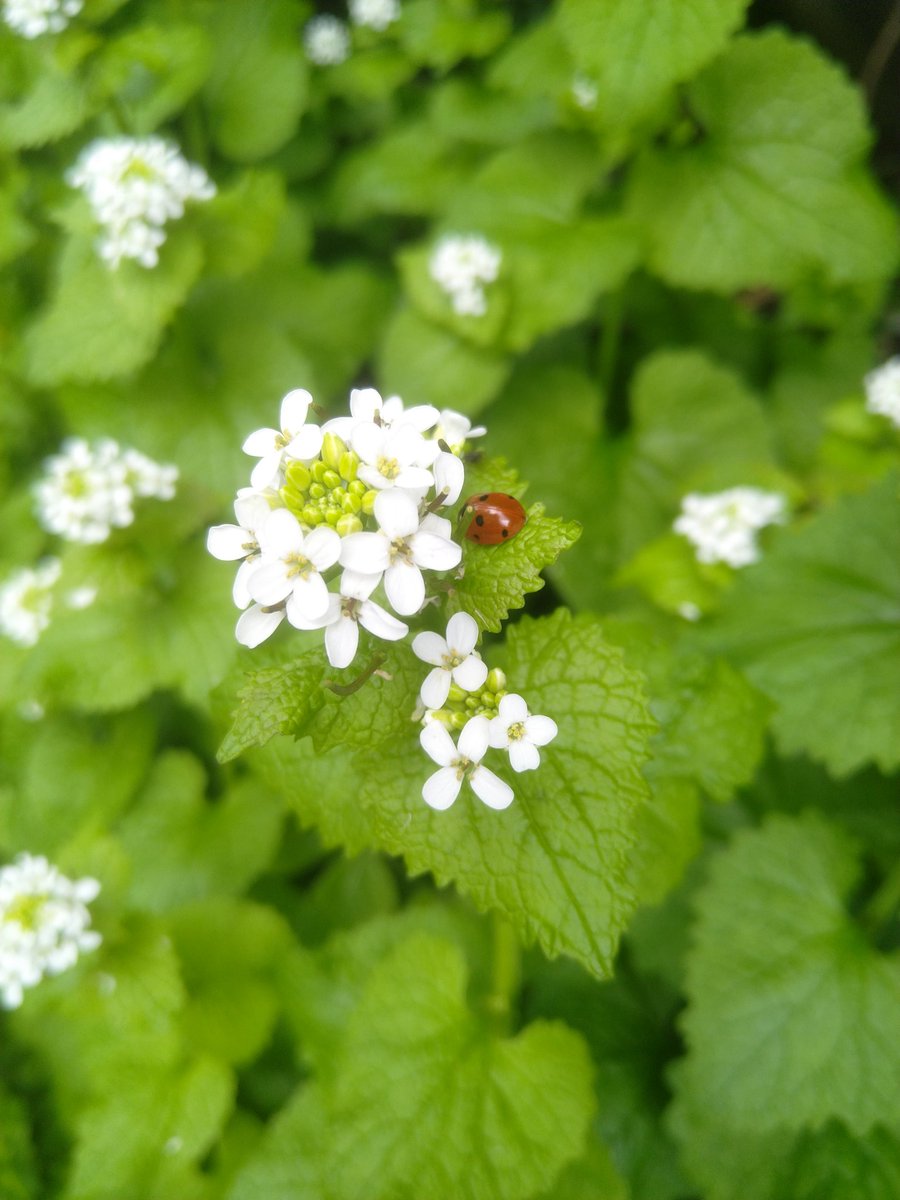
[1,1,899,1198]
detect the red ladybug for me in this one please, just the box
[461,493,526,545]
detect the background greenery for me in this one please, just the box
[1,1,899,1197]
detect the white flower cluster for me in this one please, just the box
[35,437,178,544]
[304,14,351,64]
[67,137,215,269]
[2,0,80,38]
[414,613,558,811]
[0,559,60,647]
[349,0,399,31]
[571,74,599,111]
[429,234,502,317]
[864,357,900,429]
[208,386,485,660]
[0,854,101,1009]
[674,487,786,568]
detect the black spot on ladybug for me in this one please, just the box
[479,494,489,501]
[501,528,509,537]
[475,515,485,526]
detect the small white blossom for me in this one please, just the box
[67,136,215,269]
[303,13,350,64]
[235,603,286,649]
[2,0,81,38]
[488,693,558,773]
[433,409,486,455]
[34,438,177,544]
[0,559,60,647]
[248,509,341,622]
[0,854,101,1009]
[864,357,900,429]
[353,421,435,492]
[413,612,487,709]
[429,234,501,317]
[65,586,97,610]
[286,568,408,668]
[207,491,273,609]
[674,487,786,568]
[419,716,513,811]
[339,489,461,615]
[323,387,438,445]
[349,0,399,32]
[571,73,598,110]
[243,388,324,490]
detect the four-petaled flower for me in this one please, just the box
[339,490,461,615]
[353,421,435,493]
[412,612,487,708]
[242,389,324,489]
[488,693,558,772]
[287,569,408,668]
[248,509,341,621]
[420,716,514,811]
[206,491,273,608]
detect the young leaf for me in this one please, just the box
[679,813,900,1135]
[218,650,327,763]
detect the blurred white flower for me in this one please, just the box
[67,136,215,269]
[0,559,60,647]
[674,487,786,568]
[242,388,323,490]
[571,73,598,110]
[303,13,350,64]
[429,234,501,317]
[349,0,399,32]
[864,357,900,429]
[0,853,101,1009]
[2,0,81,38]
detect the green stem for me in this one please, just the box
[484,912,521,1032]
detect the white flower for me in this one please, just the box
[673,488,786,568]
[67,136,215,269]
[65,586,97,610]
[235,603,286,649]
[339,489,461,615]
[413,612,487,708]
[242,388,324,490]
[419,716,513,811]
[2,0,81,38]
[207,491,274,609]
[34,437,178,544]
[349,0,399,32]
[433,409,486,455]
[0,853,101,1009]
[248,509,341,622]
[353,421,435,492]
[488,693,558,773]
[303,13,350,64]
[0,559,60,647]
[323,388,438,444]
[431,450,465,505]
[864,358,900,429]
[571,73,598,110]
[286,569,408,668]
[429,234,501,317]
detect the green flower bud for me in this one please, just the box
[301,505,322,526]
[322,432,347,472]
[280,486,306,515]
[361,489,377,515]
[342,492,362,514]
[331,485,347,504]
[284,461,311,492]
[449,710,469,731]
[339,451,359,483]
[348,479,367,498]
[480,692,498,709]
[322,469,341,490]
[464,696,479,710]
[324,508,341,527]
[486,668,507,694]
[336,513,364,537]
[311,460,330,484]
[309,482,326,500]
[447,682,467,704]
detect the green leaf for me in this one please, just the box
[193,170,286,278]
[399,0,511,70]
[117,751,283,911]
[627,31,899,291]
[449,501,582,633]
[558,0,750,127]
[0,34,97,148]
[704,472,900,775]
[203,0,308,160]
[0,1083,39,1200]
[95,22,212,132]
[309,639,423,754]
[679,813,900,1135]
[22,228,203,385]
[218,649,327,763]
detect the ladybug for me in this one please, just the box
[461,493,526,545]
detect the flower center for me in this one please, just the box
[63,471,90,498]
[443,650,465,669]
[286,553,315,579]
[4,894,46,930]
[376,455,401,480]
[507,721,526,742]
[388,536,413,565]
[341,596,362,620]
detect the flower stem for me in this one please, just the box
[483,912,521,1033]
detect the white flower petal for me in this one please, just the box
[419,513,453,540]
[433,452,465,505]
[470,766,514,810]
[280,388,313,431]
[374,488,419,538]
[509,739,541,773]
[248,562,294,605]
[349,387,384,422]
[452,655,487,693]
[285,424,324,463]
[321,415,356,440]
[232,558,257,608]
[304,524,342,570]
[488,715,511,750]
[420,720,457,767]
[352,421,384,463]
[242,427,279,457]
[409,530,462,572]
[234,493,271,530]
[423,767,462,811]
[291,572,330,619]
[446,611,479,655]
[412,630,449,666]
[395,465,435,491]
[325,614,360,668]
[525,714,558,746]
[357,600,408,641]
[384,561,425,615]
[420,667,451,709]
[457,714,490,762]
[340,568,381,600]
[236,605,284,647]
[249,452,283,490]
[287,592,338,630]
[339,532,390,576]
[497,693,529,724]
[207,523,251,561]
[258,507,305,555]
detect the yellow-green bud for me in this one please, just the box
[280,486,305,513]
[465,696,479,710]
[285,461,311,492]
[447,682,467,704]
[486,668,507,694]
[324,508,341,527]
[342,492,362,514]
[480,692,498,709]
[311,460,329,484]
[449,710,469,731]
[361,489,377,515]
[309,482,326,500]
[348,479,367,498]
[331,486,347,504]
[336,513,364,537]
[322,432,347,472]
[301,505,322,526]
[339,451,359,483]
[322,469,341,490]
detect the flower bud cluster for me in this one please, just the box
[67,136,215,269]
[414,613,558,811]
[0,853,101,1009]
[864,357,900,429]
[673,487,786,569]
[35,437,178,544]
[2,0,80,38]
[429,234,502,317]
[208,386,484,664]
